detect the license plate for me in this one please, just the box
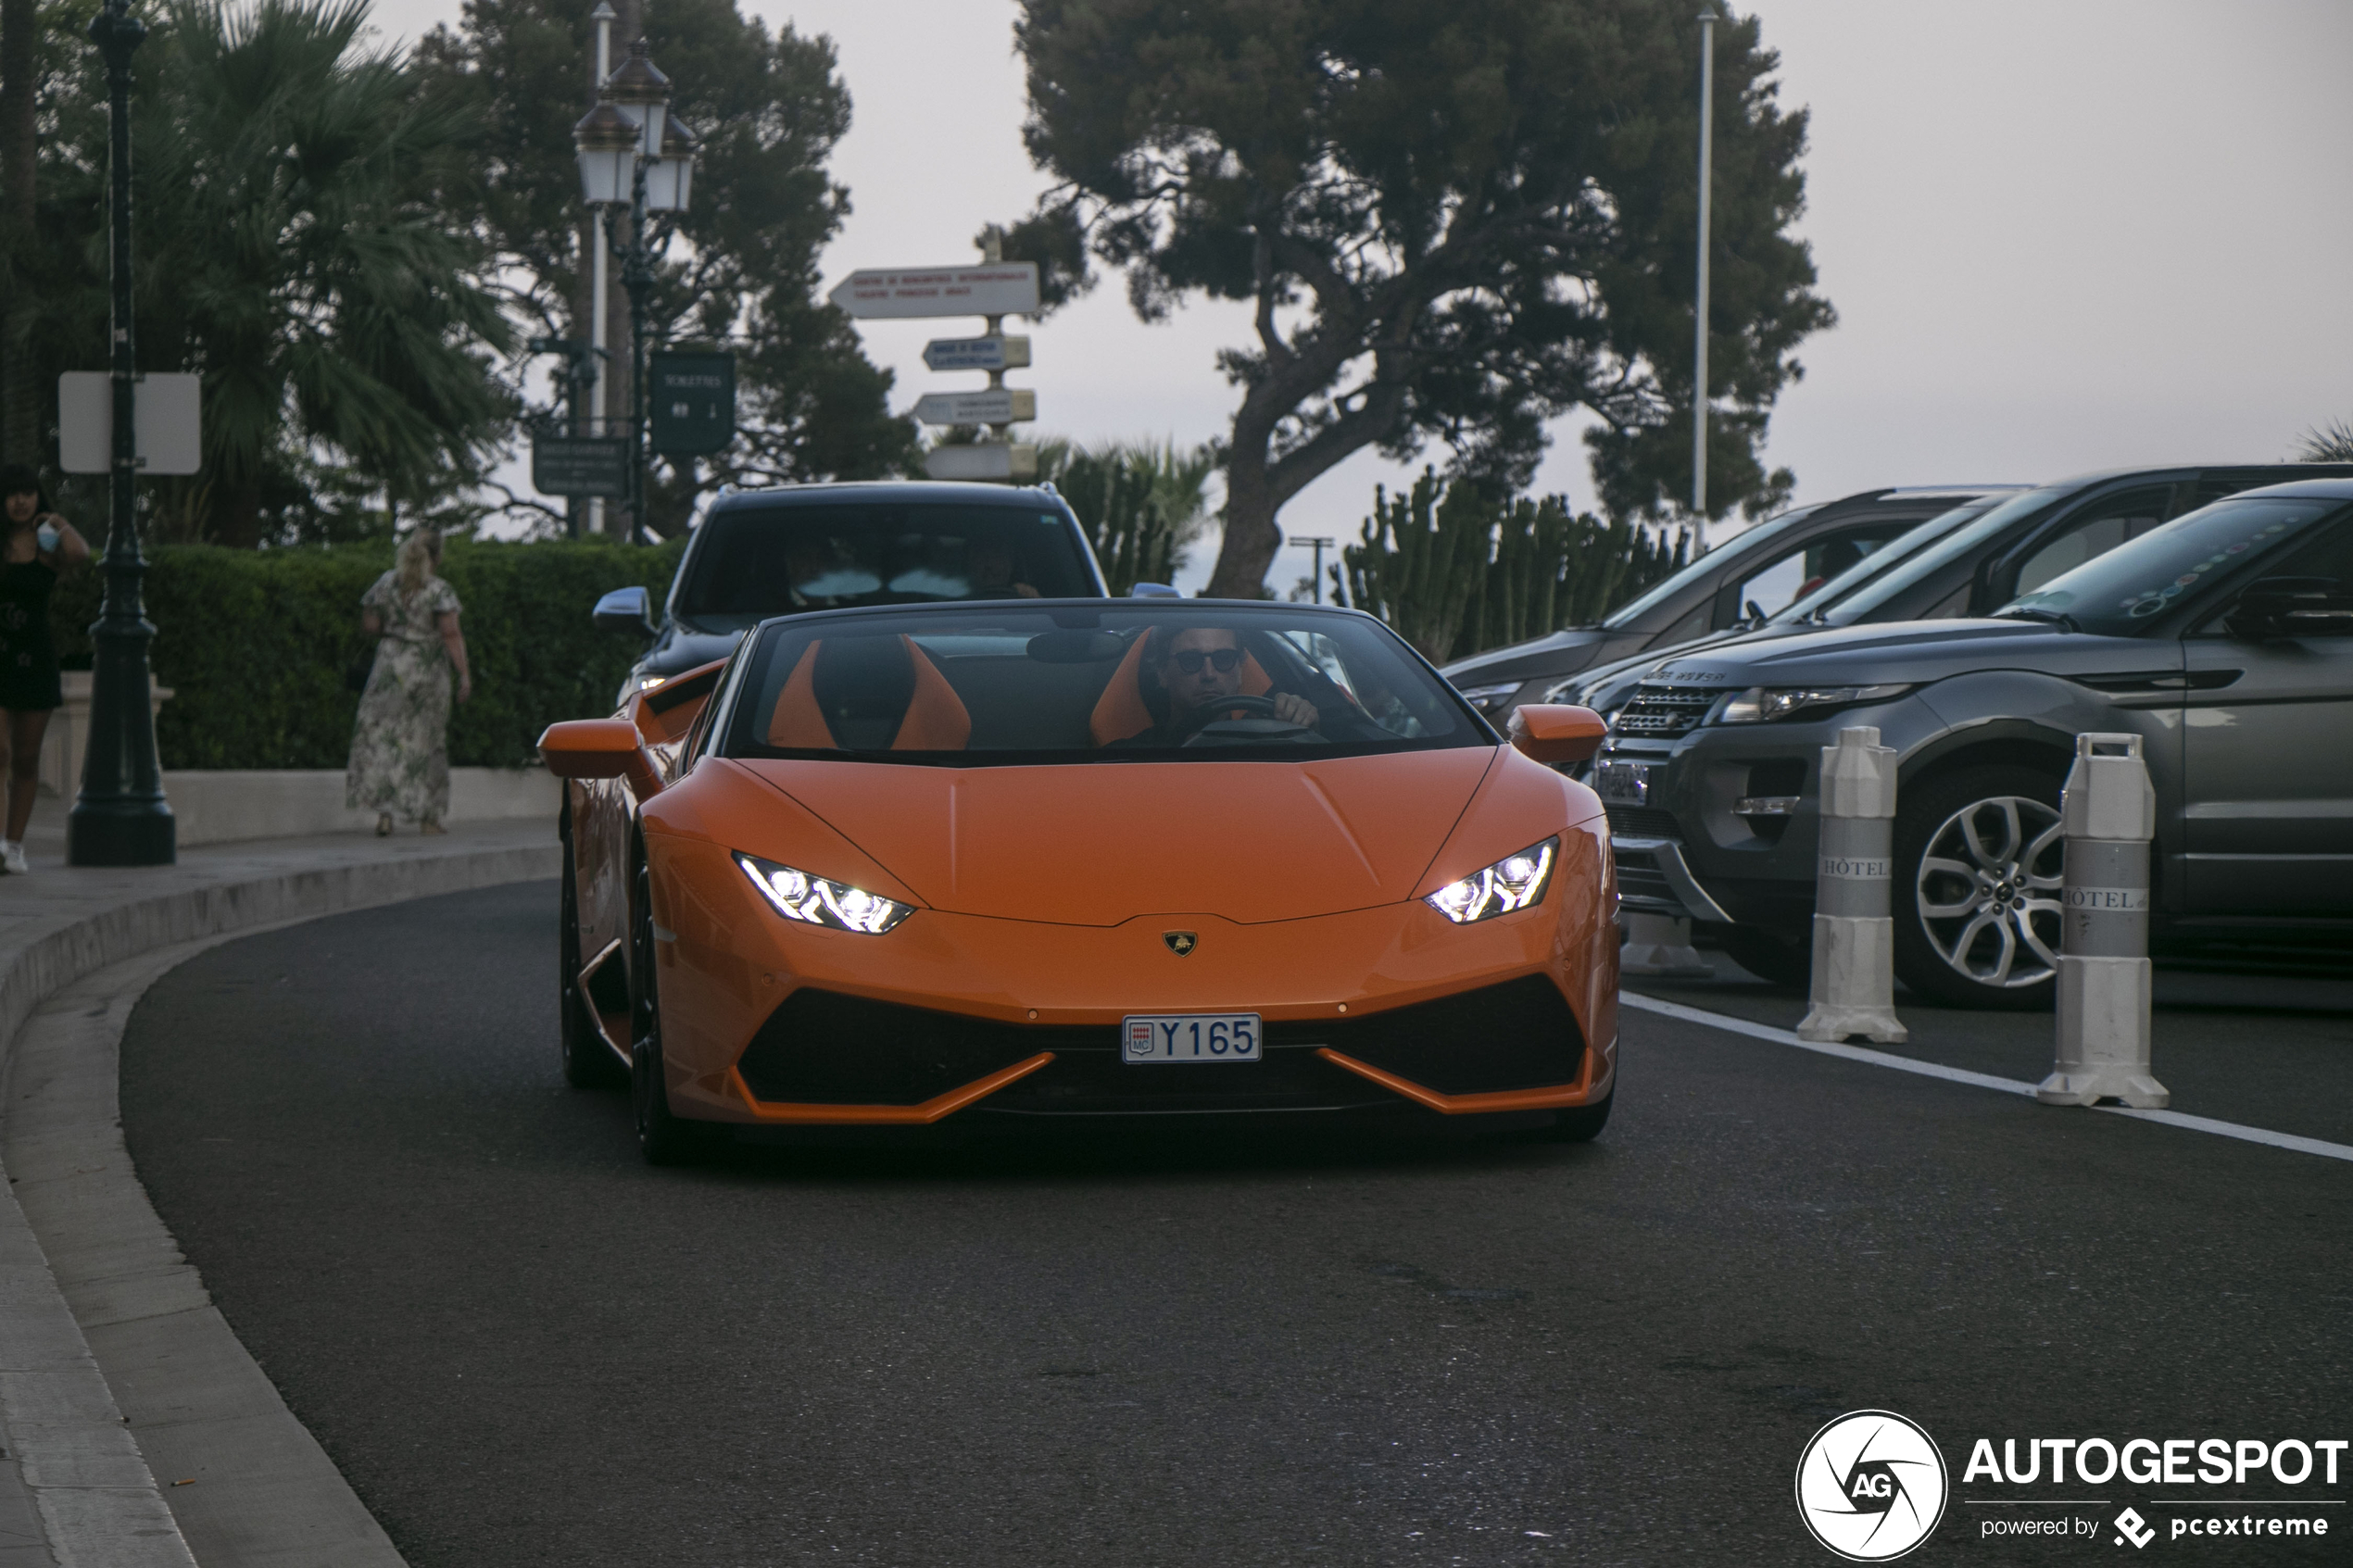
[1595,760,1652,805]
[1122,1013,1263,1063]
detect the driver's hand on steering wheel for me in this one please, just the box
[1270,692,1319,729]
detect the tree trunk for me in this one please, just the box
[218,483,263,550]
[1210,443,1281,599]
[0,0,38,464]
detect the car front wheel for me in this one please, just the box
[629,853,715,1164]
[560,834,627,1089]
[1894,764,2064,1010]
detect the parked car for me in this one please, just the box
[1439,487,2016,721]
[1594,477,2353,1004]
[1559,489,2027,726]
[540,599,1619,1161]
[591,482,1111,704]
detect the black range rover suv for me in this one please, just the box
[592,482,1110,705]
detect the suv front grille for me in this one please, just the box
[1604,803,1682,840]
[1611,682,1722,737]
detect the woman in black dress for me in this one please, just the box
[1,465,92,874]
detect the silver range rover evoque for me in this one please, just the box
[1595,479,2353,1007]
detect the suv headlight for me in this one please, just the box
[735,852,913,934]
[1712,684,1911,724]
[1424,838,1556,924]
[1454,682,1523,713]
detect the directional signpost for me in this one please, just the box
[829,254,1041,483]
[922,334,1030,373]
[825,263,1039,320]
[925,445,1038,483]
[912,388,1036,427]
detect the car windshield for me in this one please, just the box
[1999,495,2345,635]
[1598,504,1825,629]
[1814,484,2075,625]
[720,603,1488,765]
[1765,497,2011,626]
[672,500,1098,621]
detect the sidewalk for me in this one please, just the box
[1,789,558,1568]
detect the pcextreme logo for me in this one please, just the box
[1796,1410,1950,1562]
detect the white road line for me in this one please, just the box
[1619,990,2353,1166]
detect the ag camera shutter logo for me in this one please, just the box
[1795,1410,1949,1561]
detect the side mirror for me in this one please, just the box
[594,584,658,637]
[1508,704,1607,765]
[2225,576,2353,641]
[539,718,663,800]
[1127,583,1182,599]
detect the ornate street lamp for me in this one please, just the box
[69,0,174,865]
[573,38,696,541]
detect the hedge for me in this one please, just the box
[49,537,688,770]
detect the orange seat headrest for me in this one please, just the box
[765,637,972,751]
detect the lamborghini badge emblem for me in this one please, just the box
[1163,931,1198,957]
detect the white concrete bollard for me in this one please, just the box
[1798,726,1906,1043]
[2036,734,2168,1108]
[1618,912,1714,978]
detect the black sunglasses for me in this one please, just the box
[1167,647,1243,675]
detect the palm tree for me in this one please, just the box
[38,0,511,544]
[2296,419,2353,463]
[1037,437,1219,594]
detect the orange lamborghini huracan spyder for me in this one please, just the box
[541,599,1618,1163]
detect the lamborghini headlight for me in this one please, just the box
[1424,838,1557,924]
[734,852,913,934]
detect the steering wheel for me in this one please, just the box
[1202,694,1282,719]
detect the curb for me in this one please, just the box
[2,836,555,1066]
[0,832,559,1568]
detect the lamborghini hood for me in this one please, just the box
[737,749,1500,926]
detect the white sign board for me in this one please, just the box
[58,372,203,475]
[912,388,1037,427]
[923,334,1031,373]
[829,263,1040,320]
[925,444,1038,483]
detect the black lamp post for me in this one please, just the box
[69,0,173,867]
[573,39,695,543]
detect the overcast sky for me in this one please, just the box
[371,0,2353,586]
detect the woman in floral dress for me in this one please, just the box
[346,530,472,834]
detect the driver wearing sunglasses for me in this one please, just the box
[1147,626,1320,740]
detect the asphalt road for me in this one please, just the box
[120,883,2353,1567]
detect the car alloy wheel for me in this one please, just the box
[1914,791,2063,994]
[629,850,712,1165]
[559,827,626,1089]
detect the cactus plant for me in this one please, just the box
[1340,472,1688,664]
